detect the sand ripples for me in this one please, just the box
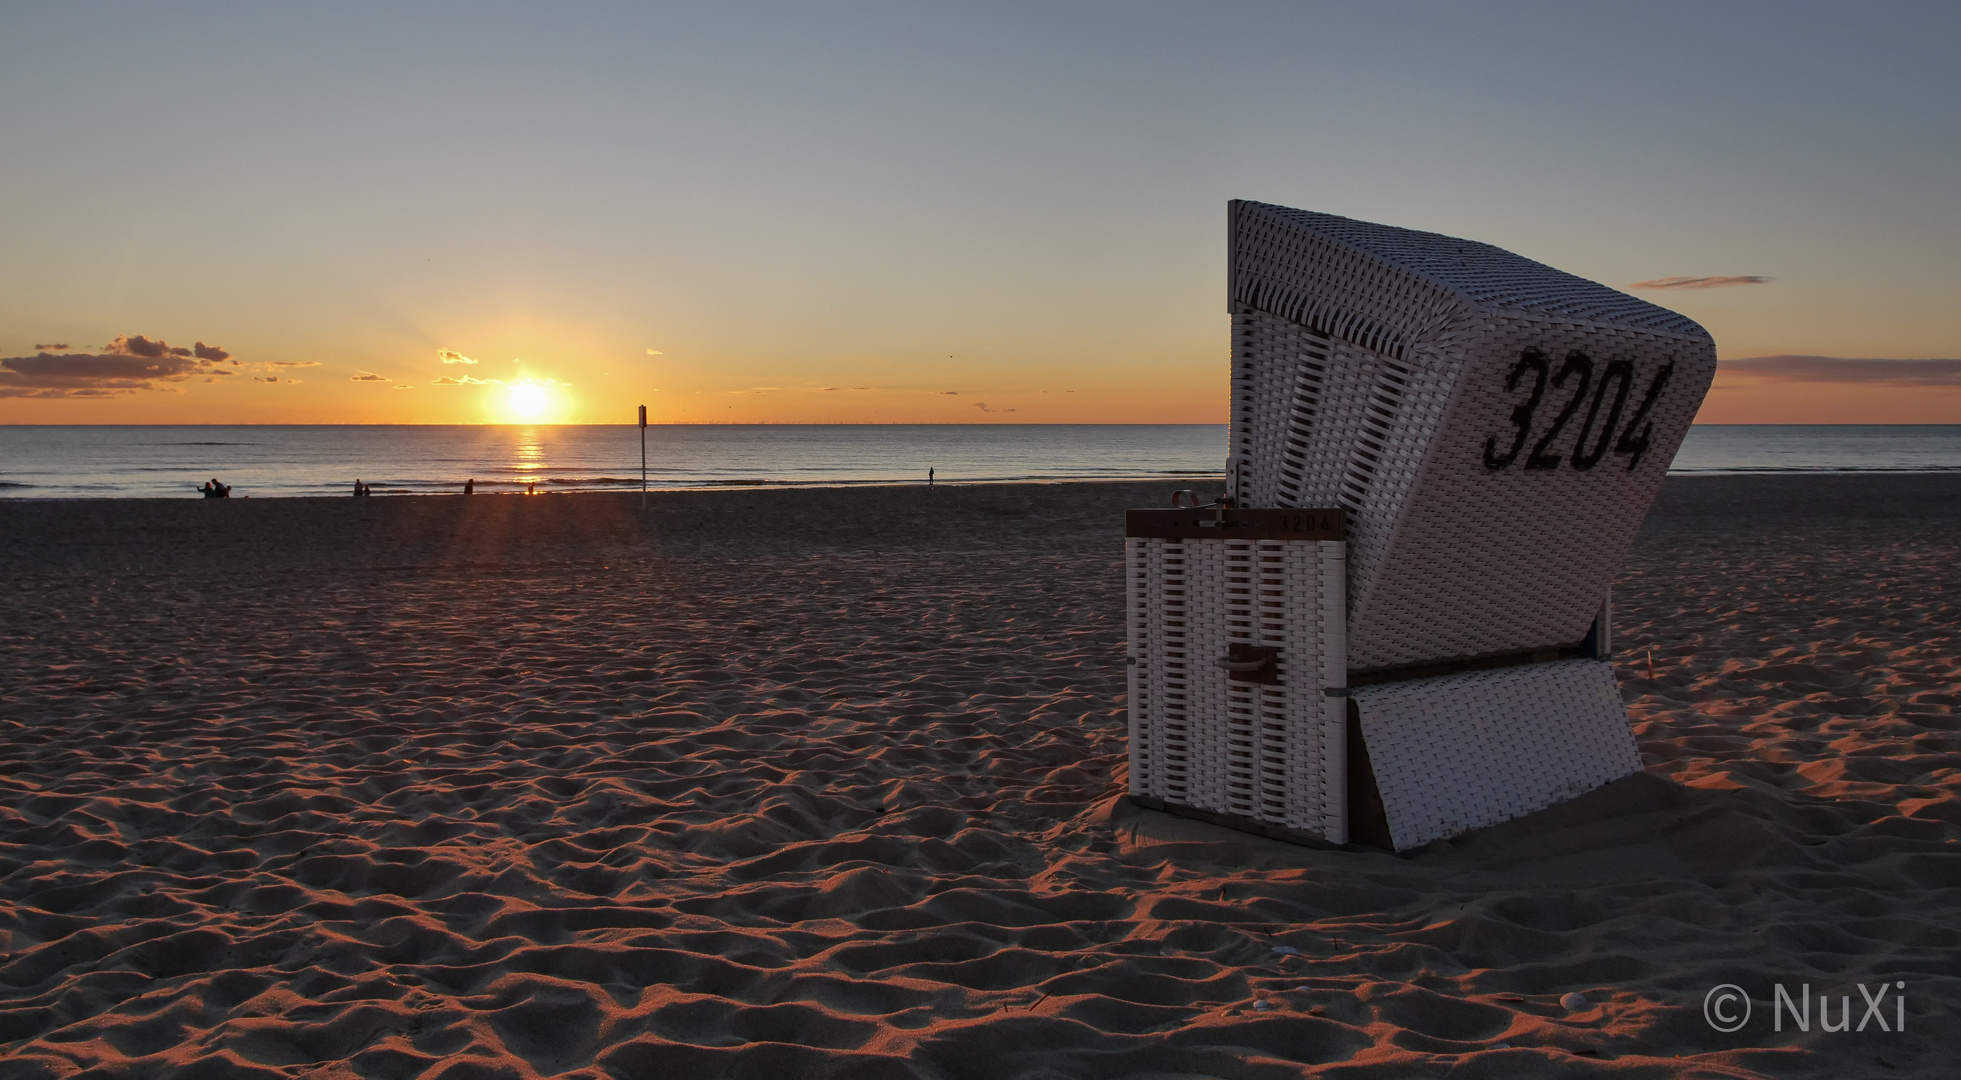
[1,480,1957,1077]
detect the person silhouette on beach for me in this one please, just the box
[527,480,537,495]
[198,480,214,497]
[352,479,367,497]
[201,478,231,498]
[929,467,935,488]
[464,478,474,495]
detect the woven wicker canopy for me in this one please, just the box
[1227,199,1717,673]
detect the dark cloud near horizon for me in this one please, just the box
[110,334,194,359]
[1719,355,1961,386]
[351,372,389,382]
[1629,275,1772,290]
[33,343,67,351]
[0,334,234,398]
[972,401,1016,413]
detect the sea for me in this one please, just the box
[2,424,1960,499]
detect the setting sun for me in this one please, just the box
[508,383,549,418]
[494,379,570,423]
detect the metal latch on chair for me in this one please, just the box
[1171,489,1239,529]
[1217,643,1282,685]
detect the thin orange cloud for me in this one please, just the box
[1629,275,1771,290]
[1720,355,1961,385]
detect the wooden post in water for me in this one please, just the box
[638,405,648,509]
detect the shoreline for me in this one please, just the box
[11,465,1961,503]
[0,472,1232,503]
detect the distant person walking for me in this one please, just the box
[464,478,474,495]
[928,467,935,489]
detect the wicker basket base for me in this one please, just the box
[1349,659,1641,851]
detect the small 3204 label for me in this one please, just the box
[1484,349,1675,472]
[1262,511,1341,534]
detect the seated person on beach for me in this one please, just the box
[200,478,231,498]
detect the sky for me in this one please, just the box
[1,1,1956,425]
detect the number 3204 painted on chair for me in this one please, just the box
[1483,349,1674,472]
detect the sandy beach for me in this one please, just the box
[1,475,1956,1078]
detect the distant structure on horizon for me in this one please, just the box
[1125,201,1717,850]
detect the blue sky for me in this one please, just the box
[2,2,1956,422]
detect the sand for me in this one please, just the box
[0,476,1955,1078]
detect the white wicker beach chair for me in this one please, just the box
[1127,202,1716,849]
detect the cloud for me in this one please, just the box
[938,390,959,395]
[822,386,874,391]
[438,349,477,365]
[646,349,663,355]
[265,361,320,368]
[351,371,389,382]
[1628,275,1772,291]
[433,374,502,386]
[193,341,231,361]
[0,334,236,398]
[972,401,1016,413]
[33,343,67,351]
[1718,355,1961,386]
[395,384,416,390]
[109,333,192,358]
[0,387,126,399]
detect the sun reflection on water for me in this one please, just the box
[511,428,544,482]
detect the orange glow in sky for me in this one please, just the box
[1,6,1955,425]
